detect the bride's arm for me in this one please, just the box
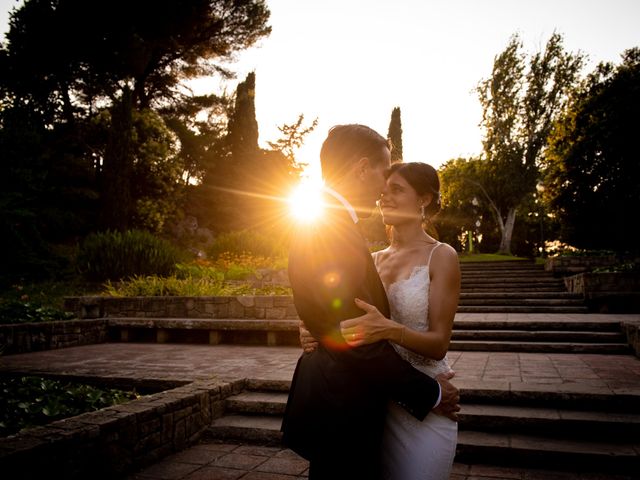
[340,244,460,361]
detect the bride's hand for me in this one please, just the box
[340,298,396,347]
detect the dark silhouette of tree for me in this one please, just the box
[544,48,640,253]
[0,0,272,232]
[387,106,403,163]
[476,33,584,255]
[200,72,315,233]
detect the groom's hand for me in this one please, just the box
[433,371,460,422]
[299,321,319,353]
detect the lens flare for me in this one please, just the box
[288,180,325,222]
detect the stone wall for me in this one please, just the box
[622,320,640,358]
[0,319,107,355]
[0,378,244,480]
[565,272,640,312]
[64,295,299,320]
[545,255,618,275]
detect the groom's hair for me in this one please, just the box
[320,124,390,185]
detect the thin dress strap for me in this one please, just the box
[426,242,443,269]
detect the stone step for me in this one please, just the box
[221,392,640,439]
[462,286,567,293]
[461,271,555,278]
[451,330,625,342]
[458,298,585,306]
[207,414,283,445]
[456,430,639,474]
[461,278,564,285]
[240,379,640,412]
[460,261,538,268]
[453,319,621,332]
[460,292,581,299]
[449,340,630,354]
[207,410,639,473]
[457,306,590,314]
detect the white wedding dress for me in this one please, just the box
[380,243,458,480]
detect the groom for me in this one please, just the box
[282,124,460,479]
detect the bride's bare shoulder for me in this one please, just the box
[432,242,459,266]
[371,246,391,264]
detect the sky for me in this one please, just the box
[2,0,640,180]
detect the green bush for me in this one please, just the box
[206,230,287,260]
[0,300,74,325]
[0,376,138,437]
[78,229,183,281]
[104,275,291,297]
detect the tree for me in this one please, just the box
[476,33,584,254]
[387,107,403,163]
[544,48,640,253]
[1,0,272,231]
[198,74,315,232]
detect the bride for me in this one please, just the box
[301,161,461,479]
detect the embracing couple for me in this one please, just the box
[281,124,462,479]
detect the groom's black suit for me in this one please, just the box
[281,193,441,479]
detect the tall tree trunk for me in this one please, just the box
[498,207,517,255]
[99,89,133,231]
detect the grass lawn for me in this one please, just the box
[458,253,535,263]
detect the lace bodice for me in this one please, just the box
[385,244,452,377]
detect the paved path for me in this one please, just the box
[2,313,639,479]
[3,342,640,394]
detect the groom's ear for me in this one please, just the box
[354,157,371,180]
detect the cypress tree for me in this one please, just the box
[227,72,260,161]
[387,106,403,163]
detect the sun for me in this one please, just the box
[288,179,325,223]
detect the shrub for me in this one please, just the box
[78,229,183,281]
[104,275,291,297]
[0,376,138,437]
[0,300,74,325]
[206,230,287,260]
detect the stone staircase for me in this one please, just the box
[458,261,588,313]
[449,316,630,354]
[204,379,640,475]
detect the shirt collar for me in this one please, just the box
[323,185,359,224]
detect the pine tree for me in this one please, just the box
[387,106,403,163]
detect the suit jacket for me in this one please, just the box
[281,194,441,465]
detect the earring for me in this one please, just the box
[420,205,426,221]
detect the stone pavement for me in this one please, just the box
[1,313,639,479]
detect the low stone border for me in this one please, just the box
[0,319,108,355]
[564,272,640,312]
[107,317,300,347]
[64,295,298,320]
[622,320,640,358]
[545,255,618,275]
[0,377,246,480]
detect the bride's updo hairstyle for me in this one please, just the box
[387,161,442,220]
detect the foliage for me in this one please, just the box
[77,230,183,281]
[93,107,184,232]
[199,73,310,232]
[1,0,271,236]
[475,33,584,254]
[0,300,74,325]
[387,107,403,163]
[458,253,530,263]
[267,114,318,165]
[593,262,640,273]
[104,275,290,297]
[0,376,138,437]
[206,230,288,260]
[543,48,640,253]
